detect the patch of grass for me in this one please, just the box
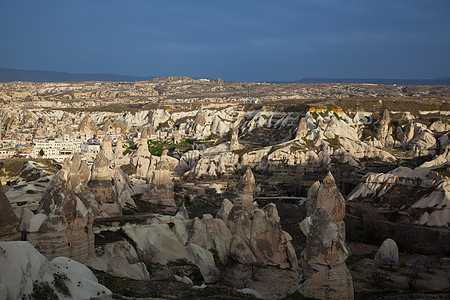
[120,164,136,176]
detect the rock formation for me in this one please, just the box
[0,241,112,299]
[348,148,450,227]
[140,150,177,210]
[374,238,399,266]
[235,166,256,212]
[217,168,298,270]
[78,114,97,134]
[88,150,134,217]
[0,181,21,241]
[377,109,394,147]
[298,172,354,299]
[295,117,308,139]
[102,134,114,160]
[24,153,135,262]
[229,125,241,151]
[27,156,95,263]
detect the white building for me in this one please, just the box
[33,135,83,162]
[0,148,16,159]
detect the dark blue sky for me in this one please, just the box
[0,0,449,81]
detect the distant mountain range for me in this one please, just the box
[269,77,450,85]
[0,67,449,85]
[0,68,153,83]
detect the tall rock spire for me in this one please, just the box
[298,172,354,299]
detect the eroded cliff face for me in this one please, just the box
[23,152,136,263]
[348,147,450,227]
[92,167,297,286]
[0,182,21,241]
[26,155,95,263]
[218,167,298,271]
[299,172,354,300]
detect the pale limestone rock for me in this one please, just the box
[122,214,229,283]
[229,125,241,151]
[115,137,124,158]
[30,169,95,263]
[295,117,308,139]
[239,288,264,299]
[401,121,415,147]
[102,134,114,160]
[249,204,298,269]
[91,150,113,181]
[408,127,437,157]
[175,203,189,220]
[225,178,298,270]
[374,238,399,266]
[238,166,256,194]
[186,243,220,283]
[229,234,257,264]
[174,275,194,285]
[429,121,450,133]
[103,119,114,133]
[0,241,112,299]
[78,114,97,134]
[377,109,393,147]
[90,240,149,280]
[299,172,354,299]
[217,198,233,223]
[211,114,231,136]
[113,168,136,208]
[191,151,239,178]
[348,149,450,226]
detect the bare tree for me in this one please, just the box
[406,259,422,292]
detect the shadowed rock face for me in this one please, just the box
[25,152,134,263]
[139,150,176,211]
[377,109,393,147]
[299,172,354,300]
[0,181,21,241]
[217,169,298,271]
[78,114,97,133]
[229,126,241,151]
[295,117,308,139]
[235,166,256,213]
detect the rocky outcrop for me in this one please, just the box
[399,122,437,156]
[0,241,112,299]
[140,151,177,210]
[348,148,450,227]
[0,182,21,241]
[235,166,256,212]
[102,135,114,160]
[27,158,95,263]
[229,125,241,151]
[78,114,97,134]
[25,153,135,262]
[218,168,298,271]
[295,117,308,139]
[374,238,399,266]
[90,240,150,281]
[107,212,229,283]
[377,109,394,147]
[188,109,210,138]
[191,150,239,178]
[298,172,354,299]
